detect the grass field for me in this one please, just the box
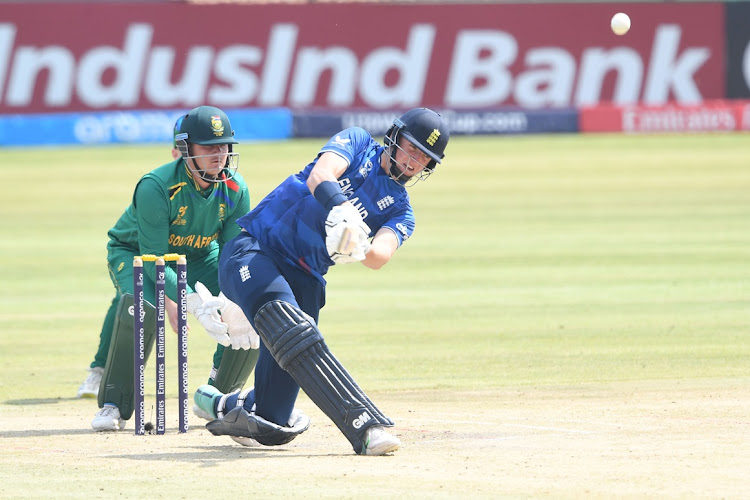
[1,133,748,498]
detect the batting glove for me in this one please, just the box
[325,204,371,264]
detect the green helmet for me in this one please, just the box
[174,106,240,183]
[175,105,238,147]
[172,115,184,148]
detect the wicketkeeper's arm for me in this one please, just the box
[164,296,187,333]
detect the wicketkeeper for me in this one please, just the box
[83,106,260,432]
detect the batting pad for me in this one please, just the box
[254,300,393,454]
[98,293,156,419]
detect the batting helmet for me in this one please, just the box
[384,107,449,171]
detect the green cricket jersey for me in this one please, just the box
[107,158,250,301]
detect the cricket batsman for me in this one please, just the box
[193,107,449,455]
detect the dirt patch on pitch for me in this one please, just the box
[1,379,748,498]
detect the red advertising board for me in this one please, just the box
[0,2,725,113]
[580,100,750,132]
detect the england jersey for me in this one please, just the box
[237,127,415,283]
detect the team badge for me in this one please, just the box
[332,135,350,149]
[239,265,251,282]
[376,195,394,210]
[172,206,188,226]
[210,115,225,136]
[396,222,410,241]
[426,129,440,146]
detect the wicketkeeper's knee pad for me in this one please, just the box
[212,347,259,394]
[254,300,393,454]
[98,293,156,419]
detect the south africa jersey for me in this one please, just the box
[237,127,415,283]
[108,158,250,294]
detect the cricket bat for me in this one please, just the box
[337,226,357,254]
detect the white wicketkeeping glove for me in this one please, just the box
[186,281,231,347]
[218,292,260,350]
[325,204,371,264]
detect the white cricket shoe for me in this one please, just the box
[91,405,126,431]
[193,404,213,421]
[364,426,400,456]
[230,436,260,447]
[76,367,104,398]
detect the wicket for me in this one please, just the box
[133,253,189,435]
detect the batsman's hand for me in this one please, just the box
[218,292,260,350]
[186,281,231,347]
[325,204,371,264]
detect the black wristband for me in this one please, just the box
[313,181,347,211]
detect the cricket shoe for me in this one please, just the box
[363,426,400,456]
[230,436,260,447]
[76,366,104,398]
[193,404,213,421]
[232,387,263,448]
[193,384,242,421]
[91,405,126,431]
[193,398,260,447]
[228,387,259,446]
[193,385,223,420]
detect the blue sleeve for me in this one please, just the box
[318,127,373,166]
[381,204,415,247]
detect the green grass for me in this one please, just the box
[0,133,748,400]
[331,134,750,389]
[0,133,748,499]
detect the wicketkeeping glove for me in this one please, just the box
[186,281,231,347]
[218,292,260,350]
[325,204,371,264]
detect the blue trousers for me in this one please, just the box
[218,231,326,425]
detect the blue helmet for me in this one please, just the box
[384,107,449,172]
[383,108,449,185]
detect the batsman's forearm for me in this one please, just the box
[361,231,398,270]
[306,152,348,196]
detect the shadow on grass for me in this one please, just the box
[0,428,95,437]
[0,429,352,460]
[107,446,351,462]
[5,398,77,405]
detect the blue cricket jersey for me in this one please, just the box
[237,127,415,283]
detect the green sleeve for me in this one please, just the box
[133,178,190,301]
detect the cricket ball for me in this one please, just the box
[611,12,631,36]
